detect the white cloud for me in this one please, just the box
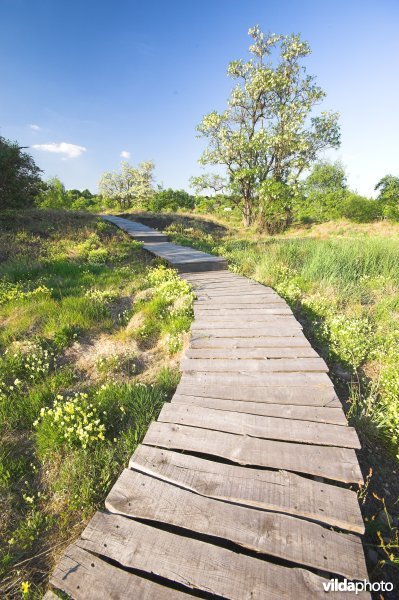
[120,150,130,159]
[32,142,87,159]
[29,124,41,131]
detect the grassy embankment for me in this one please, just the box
[0,209,194,598]
[127,211,399,574]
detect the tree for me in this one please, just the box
[189,173,227,195]
[37,177,69,208]
[375,175,399,220]
[98,161,155,209]
[149,188,195,212]
[197,25,340,226]
[0,136,42,210]
[299,161,348,221]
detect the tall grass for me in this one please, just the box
[167,220,399,459]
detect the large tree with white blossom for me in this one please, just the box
[98,161,154,209]
[197,26,341,226]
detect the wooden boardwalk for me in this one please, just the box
[48,217,369,599]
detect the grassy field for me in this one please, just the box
[0,209,194,598]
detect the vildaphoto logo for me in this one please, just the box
[322,578,393,594]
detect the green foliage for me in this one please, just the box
[98,161,155,209]
[37,177,68,209]
[37,180,103,212]
[375,174,399,221]
[0,210,188,594]
[189,173,227,195]
[149,188,195,212]
[131,265,194,351]
[0,136,42,210]
[296,161,348,222]
[34,392,107,455]
[258,179,294,233]
[197,25,340,225]
[340,193,382,223]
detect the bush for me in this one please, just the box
[149,188,195,212]
[258,179,294,234]
[340,193,382,222]
[0,137,42,210]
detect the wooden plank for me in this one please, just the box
[106,468,367,580]
[176,380,341,407]
[186,346,318,358]
[194,307,293,315]
[130,446,364,533]
[181,357,328,373]
[51,543,189,599]
[195,297,287,305]
[192,280,266,288]
[180,370,333,387]
[158,403,359,448]
[191,327,304,337]
[78,511,349,600]
[42,592,60,600]
[195,285,265,294]
[191,316,301,326]
[143,422,364,483]
[182,271,243,280]
[197,290,282,298]
[189,335,312,348]
[171,394,348,425]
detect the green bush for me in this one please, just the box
[149,188,195,212]
[340,193,382,222]
[258,179,294,233]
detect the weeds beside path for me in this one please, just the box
[0,209,194,598]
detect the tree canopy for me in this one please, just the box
[0,136,42,210]
[98,161,155,209]
[197,25,340,225]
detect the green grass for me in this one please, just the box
[0,209,193,598]
[165,218,399,458]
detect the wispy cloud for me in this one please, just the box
[120,150,130,159]
[32,142,87,159]
[29,124,41,131]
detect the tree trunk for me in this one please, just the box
[242,196,252,226]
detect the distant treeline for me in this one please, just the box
[1,135,398,228]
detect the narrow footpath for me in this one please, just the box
[46,215,369,599]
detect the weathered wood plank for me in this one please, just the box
[51,543,189,599]
[181,357,328,373]
[194,307,293,315]
[42,592,60,600]
[191,327,304,337]
[78,511,352,599]
[194,285,265,294]
[171,394,347,425]
[195,297,287,305]
[191,316,301,327]
[189,335,312,348]
[197,290,282,298]
[186,346,318,358]
[158,403,359,448]
[130,446,364,533]
[179,370,333,387]
[106,468,367,580]
[143,422,363,483]
[182,271,244,280]
[176,379,341,407]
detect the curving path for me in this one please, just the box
[47,216,369,599]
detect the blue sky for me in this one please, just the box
[1,0,398,196]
